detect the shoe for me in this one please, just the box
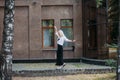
[56,66,62,69]
[62,63,66,67]
[56,63,66,69]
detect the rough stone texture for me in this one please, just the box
[12,63,115,77]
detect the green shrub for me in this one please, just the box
[105,59,117,67]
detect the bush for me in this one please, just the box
[105,59,117,67]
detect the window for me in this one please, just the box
[61,19,73,47]
[42,19,54,48]
[88,20,97,49]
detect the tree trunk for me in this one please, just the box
[117,0,120,80]
[0,0,15,80]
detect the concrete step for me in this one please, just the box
[12,63,115,77]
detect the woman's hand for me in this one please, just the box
[72,40,76,42]
[54,26,57,30]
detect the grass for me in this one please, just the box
[13,73,116,80]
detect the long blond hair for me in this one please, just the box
[58,30,64,37]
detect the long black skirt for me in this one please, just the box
[56,44,63,66]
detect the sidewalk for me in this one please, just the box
[12,62,115,77]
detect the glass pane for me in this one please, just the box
[61,28,73,47]
[43,29,54,47]
[42,20,54,27]
[61,19,73,26]
[88,20,97,49]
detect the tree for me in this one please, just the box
[108,0,119,44]
[96,0,119,44]
[0,0,15,80]
[117,0,120,80]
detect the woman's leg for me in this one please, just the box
[56,44,63,66]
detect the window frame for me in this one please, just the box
[60,19,74,48]
[42,19,55,48]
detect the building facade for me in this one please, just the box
[0,0,107,60]
[82,0,108,59]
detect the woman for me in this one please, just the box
[54,26,76,69]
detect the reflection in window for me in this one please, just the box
[42,19,54,48]
[43,29,54,47]
[42,20,54,27]
[61,19,73,26]
[88,20,97,49]
[61,19,73,47]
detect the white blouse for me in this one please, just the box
[56,30,70,46]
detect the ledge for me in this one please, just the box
[80,57,107,65]
[42,48,73,51]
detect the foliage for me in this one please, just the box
[96,0,119,44]
[105,59,117,67]
[106,43,118,48]
[108,0,119,44]
[96,0,103,7]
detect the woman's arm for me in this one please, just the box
[54,26,57,33]
[54,26,59,37]
[64,36,76,42]
[62,30,75,42]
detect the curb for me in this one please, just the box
[12,68,116,77]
